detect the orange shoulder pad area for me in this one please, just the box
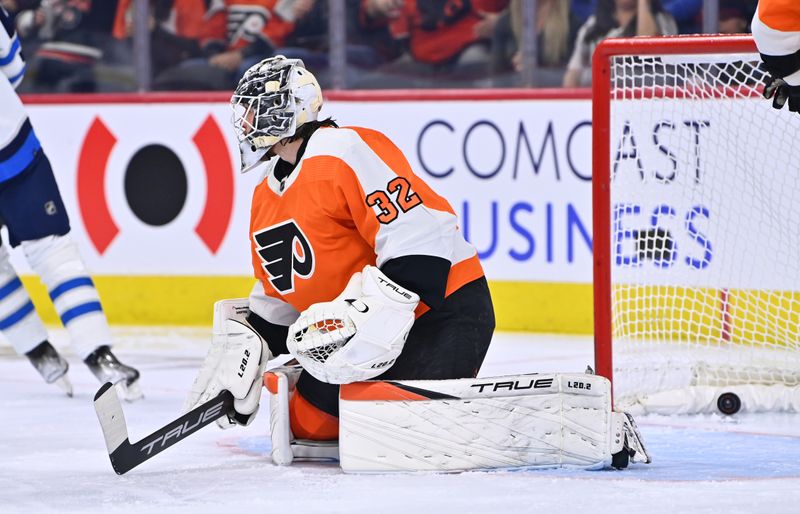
[759,0,800,32]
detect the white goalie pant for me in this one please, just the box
[338,373,646,473]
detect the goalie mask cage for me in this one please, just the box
[592,35,800,414]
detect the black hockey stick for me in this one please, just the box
[93,382,234,475]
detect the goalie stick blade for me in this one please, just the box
[94,382,130,461]
[93,383,234,475]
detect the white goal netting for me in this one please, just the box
[603,42,800,414]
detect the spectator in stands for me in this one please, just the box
[489,0,578,86]
[355,0,509,88]
[140,0,378,90]
[9,0,131,92]
[268,0,404,86]
[571,0,596,25]
[571,0,701,34]
[113,0,229,90]
[663,0,701,34]
[563,0,678,87]
[718,0,755,34]
[112,0,399,90]
[515,0,576,67]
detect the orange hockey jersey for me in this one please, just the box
[752,0,800,84]
[248,126,484,325]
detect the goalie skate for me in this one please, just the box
[25,341,73,397]
[611,412,652,469]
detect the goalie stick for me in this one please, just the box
[93,382,234,475]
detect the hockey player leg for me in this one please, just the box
[0,244,72,395]
[20,234,141,400]
[264,365,339,466]
[338,373,651,472]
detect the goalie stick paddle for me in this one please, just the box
[93,382,234,475]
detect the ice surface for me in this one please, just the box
[1,328,799,514]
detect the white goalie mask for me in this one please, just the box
[231,56,324,173]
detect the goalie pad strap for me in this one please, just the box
[339,373,613,473]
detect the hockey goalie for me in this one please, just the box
[184,56,650,473]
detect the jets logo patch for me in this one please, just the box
[253,219,314,294]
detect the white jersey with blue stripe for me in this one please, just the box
[0,7,24,87]
[0,7,41,184]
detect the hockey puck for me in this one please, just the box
[717,392,741,415]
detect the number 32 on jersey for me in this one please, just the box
[365,177,422,224]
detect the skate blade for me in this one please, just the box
[114,379,144,402]
[623,413,652,464]
[54,375,74,397]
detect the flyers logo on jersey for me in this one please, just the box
[253,219,315,294]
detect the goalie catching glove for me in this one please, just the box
[184,299,273,428]
[287,265,420,384]
[763,76,800,114]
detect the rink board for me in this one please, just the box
[18,89,791,333]
[20,275,594,331]
[16,90,595,332]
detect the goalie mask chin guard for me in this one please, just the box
[231,56,324,173]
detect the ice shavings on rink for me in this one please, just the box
[1,328,800,514]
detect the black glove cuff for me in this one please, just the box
[760,51,800,80]
[246,311,290,356]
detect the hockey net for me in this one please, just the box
[592,36,800,414]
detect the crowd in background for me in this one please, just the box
[0,0,759,92]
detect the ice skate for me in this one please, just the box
[25,341,73,397]
[84,345,143,401]
[610,412,652,469]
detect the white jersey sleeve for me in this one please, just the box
[0,7,26,88]
[0,7,37,184]
[248,280,300,326]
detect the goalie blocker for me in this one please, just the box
[266,370,650,472]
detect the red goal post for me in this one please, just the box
[591,35,800,414]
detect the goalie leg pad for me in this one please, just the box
[339,373,649,473]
